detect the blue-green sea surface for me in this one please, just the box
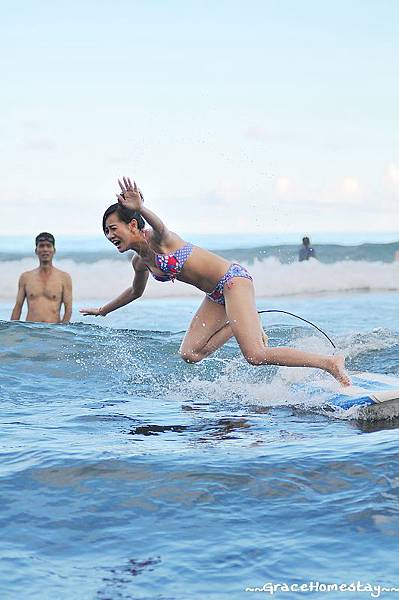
[1,292,399,599]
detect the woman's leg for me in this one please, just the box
[179,297,233,363]
[180,297,268,362]
[224,278,350,385]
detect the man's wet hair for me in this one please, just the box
[35,232,55,247]
[302,237,310,246]
[102,204,145,233]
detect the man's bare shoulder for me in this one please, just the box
[62,271,72,286]
[20,268,39,281]
[53,267,72,280]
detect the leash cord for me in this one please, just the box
[257,309,336,350]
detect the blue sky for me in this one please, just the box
[1,0,398,235]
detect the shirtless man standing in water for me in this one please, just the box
[10,233,73,324]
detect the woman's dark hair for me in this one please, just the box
[102,203,145,233]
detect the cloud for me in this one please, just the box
[340,176,361,198]
[245,126,270,141]
[298,177,363,207]
[274,176,295,197]
[23,138,57,152]
[271,174,363,207]
[384,163,399,186]
[245,126,296,143]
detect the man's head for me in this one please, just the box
[35,232,56,263]
[302,236,310,247]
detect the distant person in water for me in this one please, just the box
[299,236,316,262]
[11,233,72,324]
[80,177,350,385]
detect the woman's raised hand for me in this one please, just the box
[116,177,143,212]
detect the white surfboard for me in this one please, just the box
[326,372,399,419]
[296,372,399,420]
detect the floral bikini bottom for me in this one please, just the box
[206,263,253,305]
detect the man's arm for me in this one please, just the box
[61,273,73,323]
[10,275,27,320]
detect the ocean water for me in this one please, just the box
[2,233,399,304]
[1,235,399,599]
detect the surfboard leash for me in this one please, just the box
[257,309,337,350]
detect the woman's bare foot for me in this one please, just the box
[327,354,351,386]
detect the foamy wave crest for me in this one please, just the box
[2,257,399,300]
[252,257,399,297]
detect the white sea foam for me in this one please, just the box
[339,328,399,359]
[1,257,399,300]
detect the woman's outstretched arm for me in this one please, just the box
[80,256,149,316]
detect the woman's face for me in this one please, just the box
[104,213,137,253]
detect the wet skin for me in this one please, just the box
[11,241,72,324]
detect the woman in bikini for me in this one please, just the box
[80,177,350,386]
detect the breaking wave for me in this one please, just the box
[2,256,399,300]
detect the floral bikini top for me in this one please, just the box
[150,243,194,282]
